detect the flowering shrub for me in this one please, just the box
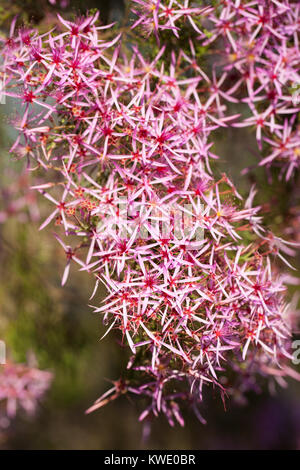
[0,6,299,426]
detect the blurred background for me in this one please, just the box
[0,0,300,450]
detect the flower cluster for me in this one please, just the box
[131,0,212,39]
[0,361,53,428]
[1,11,298,425]
[132,0,300,179]
[205,0,300,179]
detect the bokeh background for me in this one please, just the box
[0,0,300,450]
